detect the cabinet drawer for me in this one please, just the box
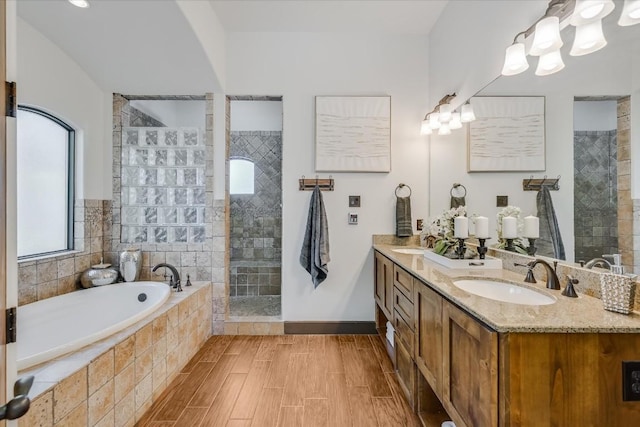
[394,286,414,329]
[394,309,414,355]
[395,332,417,410]
[394,265,413,300]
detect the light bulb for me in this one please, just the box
[535,50,565,76]
[571,0,615,25]
[438,123,451,135]
[570,19,607,56]
[461,103,476,123]
[439,104,452,123]
[429,113,441,130]
[619,0,640,26]
[420,119,432,135]
[68,0,90,8]
[449,112,462,130]
[530,16,563,56]
[501,43,529,76]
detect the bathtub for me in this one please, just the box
[17,281,170,370]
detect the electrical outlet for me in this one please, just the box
[416,219,423,231]
[622,361,640,401]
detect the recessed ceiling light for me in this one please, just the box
[68,0,90,8]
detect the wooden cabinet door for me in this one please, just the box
[442,302,498,427]
[414,283,442,395]
[374,252,393,319]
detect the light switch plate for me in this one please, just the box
[348,213,358,225]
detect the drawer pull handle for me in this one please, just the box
[468,262,485,266]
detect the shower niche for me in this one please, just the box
[227,97,283,318]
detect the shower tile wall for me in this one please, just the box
[229,131,282,297]
[120,128,206,244]
[574,130,618,262]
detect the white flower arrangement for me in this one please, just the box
[425,206,467,255]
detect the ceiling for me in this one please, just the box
[17,0,448,94]
[209,0,448,34]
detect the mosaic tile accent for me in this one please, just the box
[574,130,618,262]
[121,128,206,244]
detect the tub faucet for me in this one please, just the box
[526,259,561,290]
[152,263,182,292]
[584,258,612,270]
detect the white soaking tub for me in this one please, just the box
[17,281,170,370]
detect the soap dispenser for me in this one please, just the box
[603,254,624,275]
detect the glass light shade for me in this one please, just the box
[619,0,640,26]
[570,20,607,56]
[439,104,452,123]
[449,112,462,130]
[529,16,563,56]
[570,0,615,25]
[461,103,476,123]
[438,123,451,135]
[535,50,565,76]
[68,0,90,7]
[420,119,432,135]
[428,113,441,129]
[501,43,529,76]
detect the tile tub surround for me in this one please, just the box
[18,199,109,305]
[109,94,227,335]
[374,244,640,332]
[18,282,212,427]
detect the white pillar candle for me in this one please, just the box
[475,216,489,238]
[502,216,517,239]
[524,215,540,238]
[454,216,469,239]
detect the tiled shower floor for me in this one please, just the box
[229,295,281,317]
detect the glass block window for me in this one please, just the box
[17,106,75,258]
[230,158,255,195]
[121,128,206,244]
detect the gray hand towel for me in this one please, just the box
[536,187,566,260]
[300,186,330,287]
[396,196,413,237]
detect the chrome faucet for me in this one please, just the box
[152,263,182,292]
[583,258,612,270]
[516,259,561,290]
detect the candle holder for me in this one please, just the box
[478,238,490,259]
[455,238,467,259]
[505,238,516,252]
[527,238,537,256]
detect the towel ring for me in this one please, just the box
[450,183,467,198]
[395,183,412,197]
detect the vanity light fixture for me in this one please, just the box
[68,0,90,8]
[438,123,452,136]
[419,94,476,136]
[619,0,640,25]
[502,0,636,77]
[449,112,463,130]
[460,102,476,123]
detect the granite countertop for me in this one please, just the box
[374,244,640,333]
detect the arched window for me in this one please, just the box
[17,106,75,258]
[229,158,255,195]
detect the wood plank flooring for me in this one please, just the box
[137,335,421,427]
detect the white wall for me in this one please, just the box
[17,18,108,200]
[230,101,283,131]
[129,100,206,128]
[428,23,634,263]
[574,101,618,131]
[226,32,430,321]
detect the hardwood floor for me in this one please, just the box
[137,335,421,427]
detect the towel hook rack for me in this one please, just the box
[395,183,412,197]
[299,175,334,191]
[522,175,560,191]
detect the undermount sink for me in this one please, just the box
[392,248,425,255]
[453,279,556,306]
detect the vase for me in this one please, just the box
[119,249,142,282]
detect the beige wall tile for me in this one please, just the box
[135,348,153,383]
[134,397,153,424]
[152,313,167,342]
[53,368,87,423]
[57,276,77,295]
[19,264,37,286]
[37,261,58,283]
[114,336,135,375]
[37,280,59,300]
[89,379,114,426]
[19,390,53,427]
[113,362,134,404]
[152,336,167,365]
[224,322,238,335]
[19,284,38,305]
[53,401,86,427]
[167,305,179,327]
[166,346,180,378]
[93,409,115,427]
[89,349,114,395]
[134,374,153,411]
[152,359,167,393]
[114,390,135,427]
[57,258,75,278]
[166,326,179,351]
[135,323,153,356]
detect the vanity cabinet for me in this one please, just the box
[442,301,498,427]
[392,265,417,408]
[414,284,443,395]
[374,252,394,320]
